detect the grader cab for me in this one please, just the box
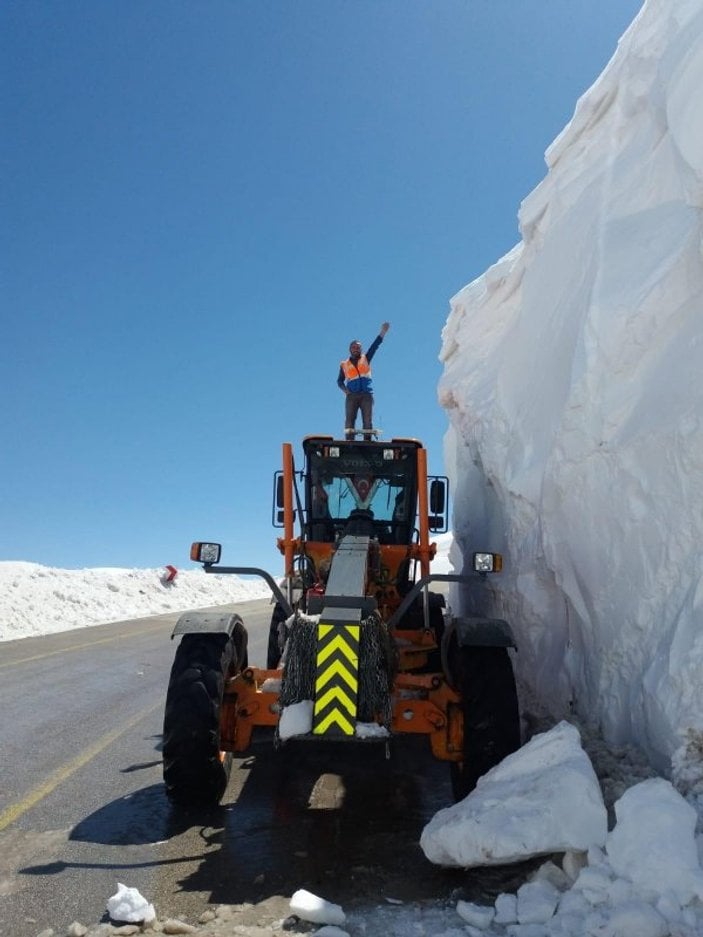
[162,435,520,806]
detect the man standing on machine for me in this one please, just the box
[337,322,390,438]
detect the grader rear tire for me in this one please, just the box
[163,633,235,806]
[450,646,520,801]
[266,602,288,669]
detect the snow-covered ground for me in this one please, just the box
[8,1,703,934]
[0,561,271,643]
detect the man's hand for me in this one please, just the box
[380,321,390,336]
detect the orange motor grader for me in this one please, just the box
[162,435,520,806]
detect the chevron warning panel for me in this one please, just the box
[313,622,360,735]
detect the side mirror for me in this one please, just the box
[430,479,446,514]
[273,472,285,527]
[428,477,448,532]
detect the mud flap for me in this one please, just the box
[171,611,248,668]
[171,611,244,638]
[441,615,516,689]
[451,616,516,649]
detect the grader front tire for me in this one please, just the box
[162,633,235,806]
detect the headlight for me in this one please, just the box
[473,552,502,573]
[191,542,221,565]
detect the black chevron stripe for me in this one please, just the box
[314,695,356,725]
[316,646,359,671]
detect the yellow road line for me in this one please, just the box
[0,620,169,669]
[0,699,163,832]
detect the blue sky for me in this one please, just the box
[1,1,642,574]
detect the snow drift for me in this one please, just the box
[421,721,608,868]
[439,0,703,775]
[0,561,269,641]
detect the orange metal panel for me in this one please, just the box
[282,442,295,577]
[416,447,432,578]
[391,676,463,762]
[220,668,281,752]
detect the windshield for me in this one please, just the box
[315,473,409,523]
[304,441,418,539]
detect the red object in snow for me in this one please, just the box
[162,564,178,583]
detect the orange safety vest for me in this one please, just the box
[340,355,372,393]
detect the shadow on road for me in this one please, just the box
[178,734,473,908]
[67,783,201,846]
[22,734,540,913]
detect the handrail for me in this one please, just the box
[386,573,472,630]
[203,565,293,618]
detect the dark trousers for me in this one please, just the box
[345,392,373,433]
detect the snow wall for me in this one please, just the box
[439,0,703,775]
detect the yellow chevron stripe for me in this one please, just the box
[315,658,358,692]
[314,684,356,717]
[314,708,355,735]
[313,622,359,736]
[317,633,359,666]
[318,623,359,640]
[318,622,359,644]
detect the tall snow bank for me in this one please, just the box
[439,0,703,773]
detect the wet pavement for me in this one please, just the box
[0,604,539,936]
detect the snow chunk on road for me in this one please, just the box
[516,880,560,925]
[355,721,389,739]
[606,777,703,905]
[601,901,669,937]
[420,722,606,867]
[456,899,495,928]
[289,888,345,925]
[106,883,156,924]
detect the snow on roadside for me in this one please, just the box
[421,722,608,868]
[0,561,270,642]
[418,722,703,936]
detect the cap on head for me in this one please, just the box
[349,340,361,353]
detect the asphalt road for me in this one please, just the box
[0,597,534,937]
[0,599,272,935]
